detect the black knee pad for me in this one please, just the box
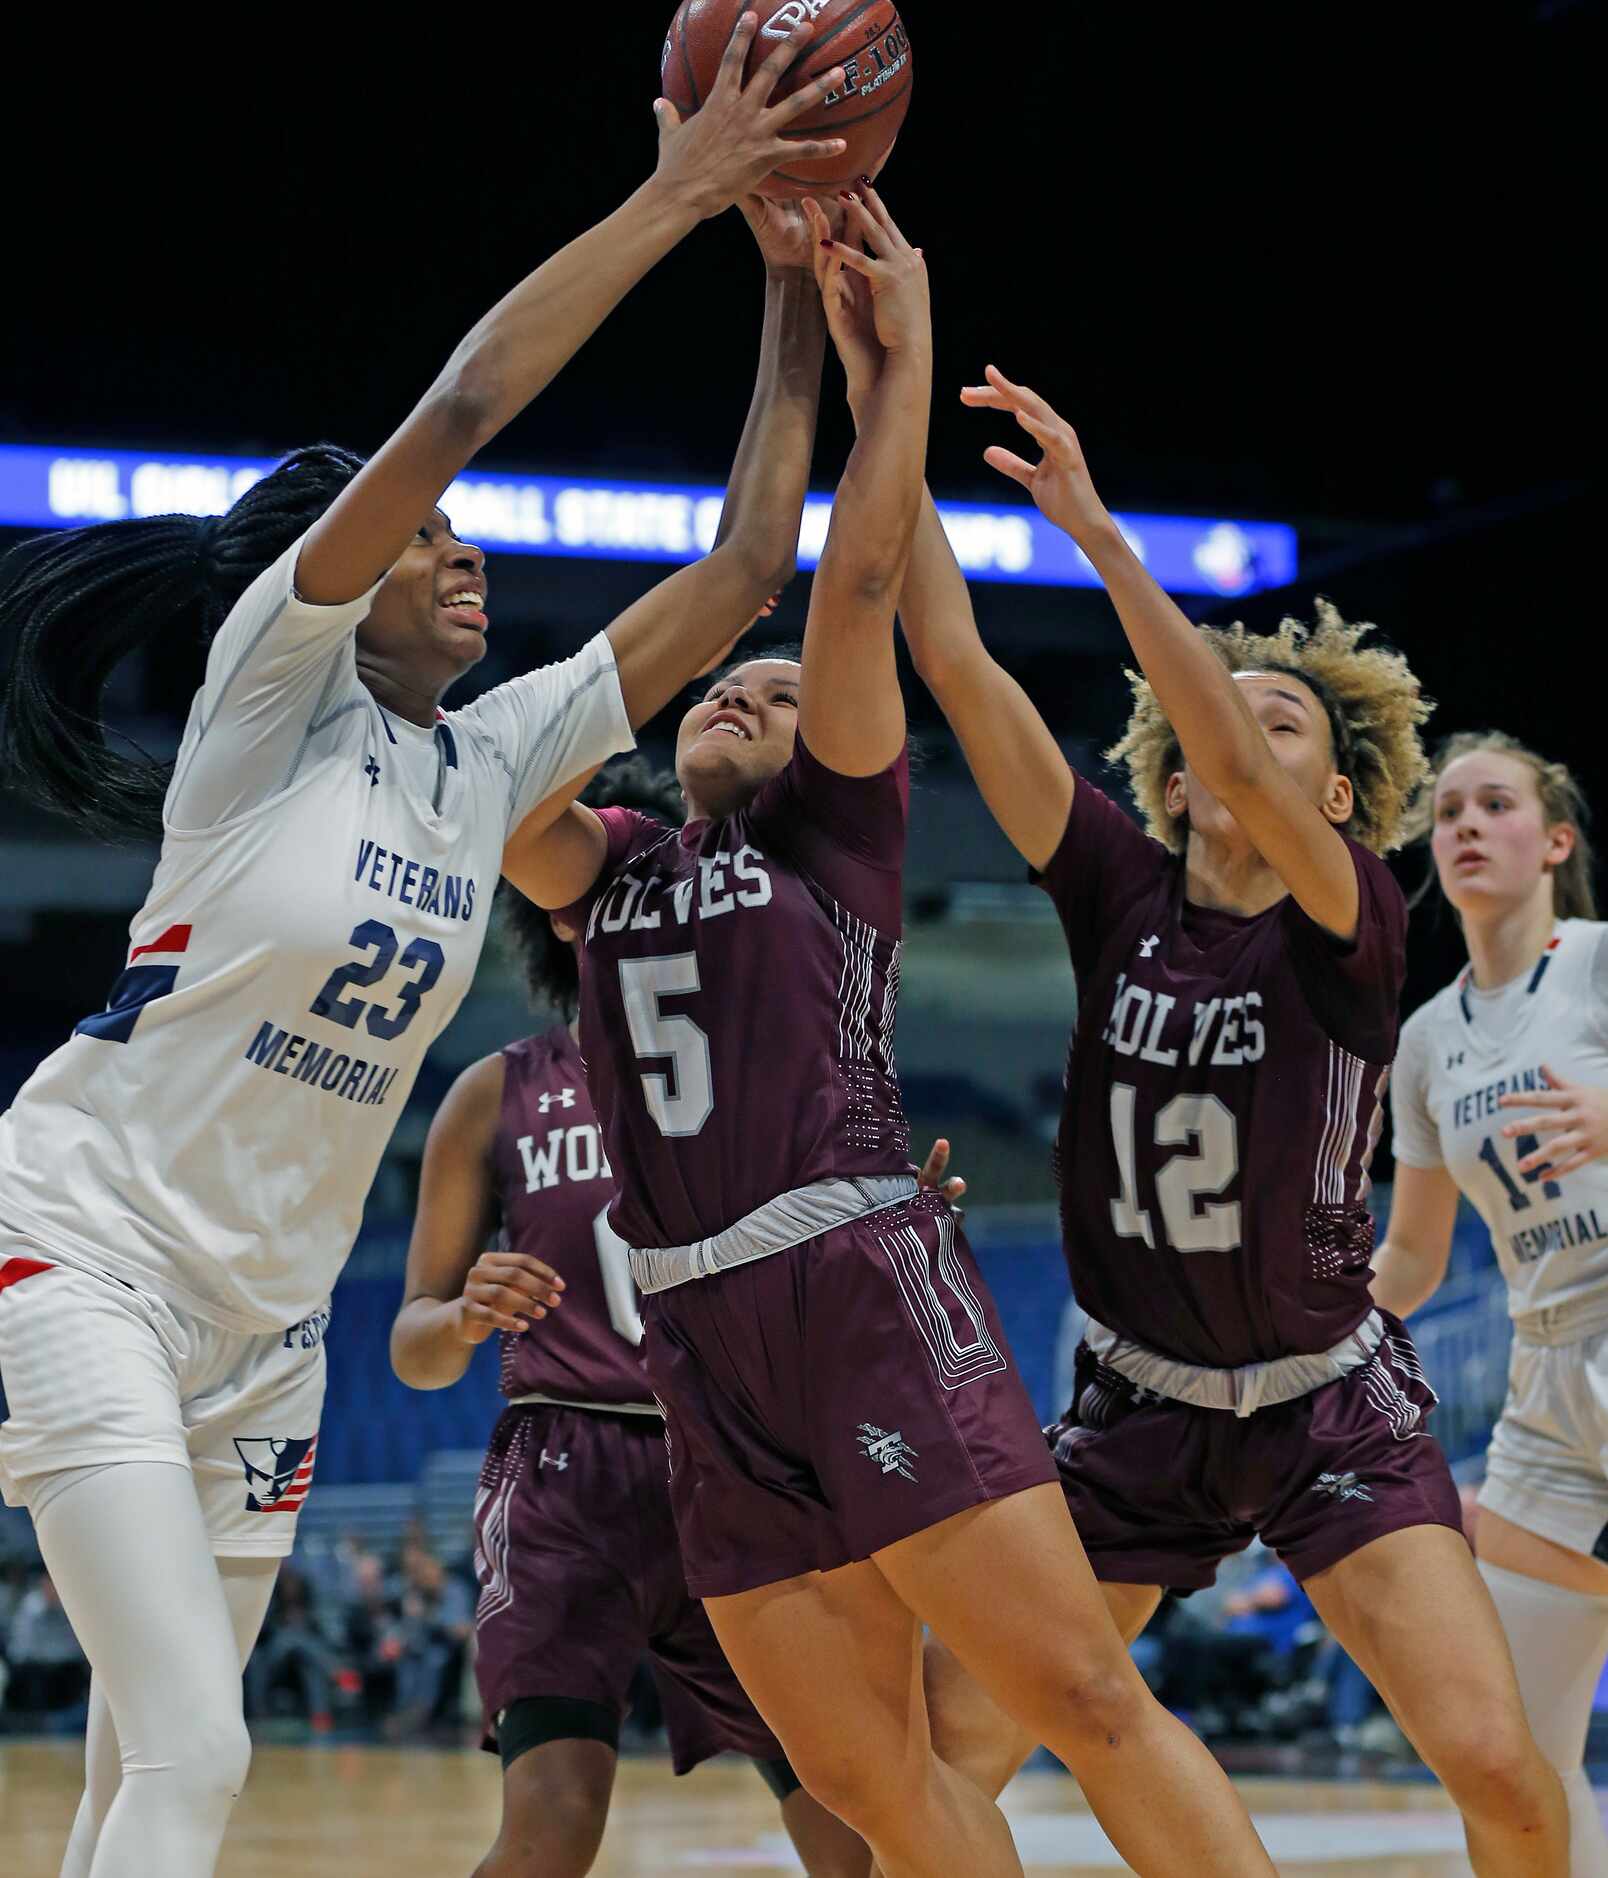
[496,1696,620,1772]
[753,1754,803,1803]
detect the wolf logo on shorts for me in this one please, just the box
[234,1435,317,1513]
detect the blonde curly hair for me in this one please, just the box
[1105,601,1433,856]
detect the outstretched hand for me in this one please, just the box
[818,183,930,358]
[653,12,848,222]
[960,366,1112,545]
[741,191,839,273]
[804,194,882,412]
[1499,1065,1608,1179]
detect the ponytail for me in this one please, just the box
[0,444,364,843]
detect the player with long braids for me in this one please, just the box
[503,184,1278,1878]
[0,19,853,1875]
[893,368,1570,1873]
[1375,730,1608,1873]
[393,757,872,1878]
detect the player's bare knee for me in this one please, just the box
[492,1776,609,1877]
[1031,1655,1149,1764]
[785,1744,893,1838]
[1432,1715,1560,1826]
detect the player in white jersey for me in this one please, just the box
[1375,729,1608,1873]
[0,20,853,1874]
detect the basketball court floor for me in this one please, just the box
[6,1738,1573,1875]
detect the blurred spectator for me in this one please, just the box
[382,1539,474,1740]
[5,1572,87,1713]
[246,1565,338,1733]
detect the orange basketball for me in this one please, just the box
[661,1,914,200]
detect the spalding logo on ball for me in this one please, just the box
[662,0,913,200]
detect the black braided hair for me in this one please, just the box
[0,444,365,843]
[496,757,685,1019]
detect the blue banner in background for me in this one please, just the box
[0,442,1298,598]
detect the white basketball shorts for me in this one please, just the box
[0,1237,326,1556]
[1481,1324,1608,1560]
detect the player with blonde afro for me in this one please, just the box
[1107,601,1431,860]
[892,354,1569,1875]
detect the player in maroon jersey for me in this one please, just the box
[393,757,875,1878]
[500,187,1276,1878]
[894,365,1569,1872]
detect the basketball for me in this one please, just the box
[661,0,913,200]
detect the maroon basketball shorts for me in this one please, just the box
[472,1402,782,1773]
[1049,1313,1466,1589]
[642,1192,1057,1599]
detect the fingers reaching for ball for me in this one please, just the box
[818,182,929,355]
[962,366,1114,543]
[654,13,849,220]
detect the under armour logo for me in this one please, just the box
[537,1089,577,1114]
[1139,935,1160,959]
[1311,1470,1373,1503]
[364,757,381,787]
[539,1448,569,1471]
[856,1423,918,1481]
[1447,1051,1465,1070]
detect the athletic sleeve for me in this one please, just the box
[747,735,909,935]
[165,531,384,830]
[564,807,673,928]
[1389,1006,1445,1169]
[1031,772,1172,978]
[454,630,635,834]
[1282,840,1408,1063]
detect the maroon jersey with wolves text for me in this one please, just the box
[490,1028,653,1408]
[1038,776,1406,1368]
[573,738,913,1250]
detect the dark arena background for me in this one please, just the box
[0,7,1597,1873]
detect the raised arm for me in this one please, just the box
[391,1055,567,1391]
[797,185,932,777]
[602,195,831,725]
[296,12,847,606]
[964,368,1362,939]
[898,492,1073,870]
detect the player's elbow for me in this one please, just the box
[906,629,985,701]
[717,528,798,602]
[425,369,504,454]
[388,1309,458,1392]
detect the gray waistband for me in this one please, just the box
[1083,1310,1387,1417]
[629,1176,919,1295]
[507,1393,662,1417]
[1513,1288,1608,1348]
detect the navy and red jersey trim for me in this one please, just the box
[1457,934,1561,1023]
[75,923,192,1045]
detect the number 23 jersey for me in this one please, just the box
[0,534,633,1334]
[1039,776,1407,1369]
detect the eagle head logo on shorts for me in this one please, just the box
[234,1435,318,1513]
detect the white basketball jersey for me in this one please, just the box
[1392,919,1608,1330]
[0,533,633,1333]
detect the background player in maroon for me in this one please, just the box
[393,758,871,1878]
[895,364,1568,1872]
[503,186,1276,1878]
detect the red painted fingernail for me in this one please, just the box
[820,239,834,249]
